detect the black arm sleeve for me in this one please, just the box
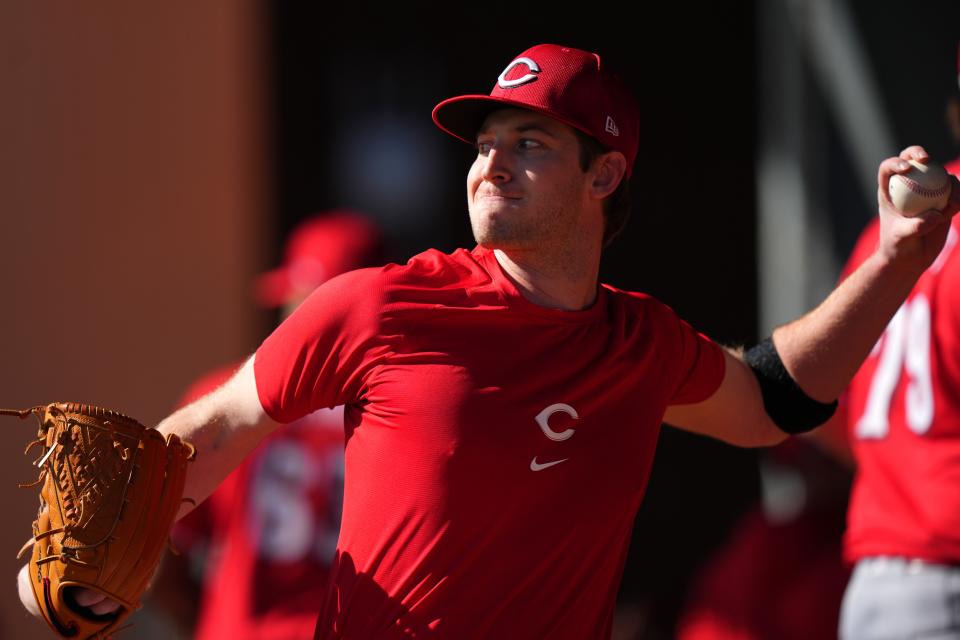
[743,337,838,434]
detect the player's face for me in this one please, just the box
[467,109,594,251]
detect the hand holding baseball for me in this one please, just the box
[876,146,960,272]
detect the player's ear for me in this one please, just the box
[590,151,627,201]
[947,96,960,143]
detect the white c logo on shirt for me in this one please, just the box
[535,403,578,441]
[498,57,540,88]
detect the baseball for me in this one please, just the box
[888,160,952,217]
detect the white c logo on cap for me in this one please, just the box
[498,57,540,88]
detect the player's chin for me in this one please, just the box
[471,219,523,249]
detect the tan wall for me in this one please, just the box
[0,3,268,636]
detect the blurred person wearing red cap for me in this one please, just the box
[253,212,384,313]
[63,44,960,637]
[152,211,383,640]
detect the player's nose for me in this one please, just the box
[480,147,512,183]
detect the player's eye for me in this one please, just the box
[517,138,543,151]
[476,139,493,155]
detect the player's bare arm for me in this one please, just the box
[665,146,960,446]
[663,349,783,446]
[63,355,278,618]
[155,354,279,518]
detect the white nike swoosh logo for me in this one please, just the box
[530,456,568,472]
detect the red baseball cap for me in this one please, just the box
[432,44,639,176]
[253,211,382,308]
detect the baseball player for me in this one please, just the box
[66,44,960,638]
[833,52,960,639]
[676,438,852,640]
[150,211,382,639]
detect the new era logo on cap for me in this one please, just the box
[432,44,640,176]
[605,116,619,137]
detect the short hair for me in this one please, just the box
[573,129,632,248]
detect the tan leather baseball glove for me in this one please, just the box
[4,402,195,639]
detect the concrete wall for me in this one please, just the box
[0,3,268,636]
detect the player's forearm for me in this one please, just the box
[773,249,924,403]
[156,356,279,518]
[771,149,959,414]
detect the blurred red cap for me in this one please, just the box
[253,211,382,308]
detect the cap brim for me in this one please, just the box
[432,95,598,148]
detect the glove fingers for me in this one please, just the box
[100,429,168,599]
[125,433,195,597]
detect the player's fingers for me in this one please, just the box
[898,145,929,162]
[71,588,123,615]
[907,209,948,236]
[944,176,960,217]
[72,587,107,607]
[89,598,123,616]
[877,157,913,197]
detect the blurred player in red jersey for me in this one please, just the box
[676,438,852,640]
[60,44,960,638]
[679,52,960,640]
[835,50,960,640]
[160,211,382,640]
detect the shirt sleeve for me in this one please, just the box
[254,268,388,424]
[668,313,726,405]
[657,305,726,405]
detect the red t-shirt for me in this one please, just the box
[254,246,725,639]
[173,366,345,640]
[843,161,960,564]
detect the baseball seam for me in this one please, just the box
[898,175,949,198]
